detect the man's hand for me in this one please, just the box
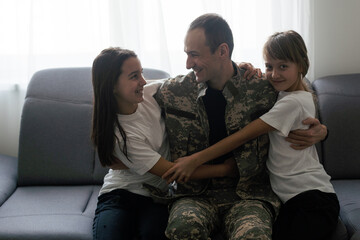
[238,62,262,79]
[286,117,327,150]
[110,157,128,170]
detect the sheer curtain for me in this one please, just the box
[0,0,313,87]
[0,0,313,157]
[108,0,314,80]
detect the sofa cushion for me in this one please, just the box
[17,68,108,186]
[312,73,360,179]
[18,97,100,185]
[0,185,100,240]
[17,67,170,186]
[0,154,17,206]
[332,180,360,237]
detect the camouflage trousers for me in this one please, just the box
[165,196,274,240]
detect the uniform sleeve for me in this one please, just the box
[153,78,173,108]
[260,96,302,137]
[113,135,162,176]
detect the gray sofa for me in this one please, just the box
[0,68,358,240]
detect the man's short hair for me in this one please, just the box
[189,13,234,58]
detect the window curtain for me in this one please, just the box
[0,0,313,88]
[108,0,314,80]
[0,0,313,157]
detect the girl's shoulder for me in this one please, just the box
[278,90,312,102]
[144,80,164,96]
[276,91,315,114]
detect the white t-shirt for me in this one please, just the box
[260,91,335,203]
[99,81,170,197]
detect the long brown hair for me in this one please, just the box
[263,30,310,91]
[91,47,137,166]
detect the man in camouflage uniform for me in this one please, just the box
[152,13,327,240]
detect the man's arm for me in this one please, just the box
[286,117,327,150]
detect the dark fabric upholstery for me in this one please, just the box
[0,154,17,206]
[332,180,360,238]
[313,74,360,179]
[0,186,100,240]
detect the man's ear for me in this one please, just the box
[218,43,230,58]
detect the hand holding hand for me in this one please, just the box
[162,155,200,184]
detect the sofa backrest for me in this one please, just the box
[17,67,170,186]
[312,73,360,179]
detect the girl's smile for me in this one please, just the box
[265,57,304,92]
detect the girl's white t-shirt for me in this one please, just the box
[260,91,335,203]
[99,81,170,197]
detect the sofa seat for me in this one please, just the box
[0,185,100,240]
[332,180,360,238]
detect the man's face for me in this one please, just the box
[184,28,220,83]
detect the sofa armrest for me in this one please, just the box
[0,154,17,206]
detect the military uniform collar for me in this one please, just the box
[196,61,245,101]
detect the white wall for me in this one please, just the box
[1,1,360,157]
[313,0,360,80]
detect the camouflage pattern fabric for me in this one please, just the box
[166,196,274,240]
[222,200,274,240]
[152,63,282,239]
[165,197,219,240]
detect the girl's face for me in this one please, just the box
[113,57,146,114]
[265,56,304,92]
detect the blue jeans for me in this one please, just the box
[93,189,169,240]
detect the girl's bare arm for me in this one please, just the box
[163,118,275,183]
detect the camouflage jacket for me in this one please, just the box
[149,63,281,211]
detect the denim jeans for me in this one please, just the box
[93,189,169,240]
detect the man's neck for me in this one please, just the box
[207,60,234,90]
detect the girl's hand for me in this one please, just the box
[162,155,200,184]
[238,62,262,79]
